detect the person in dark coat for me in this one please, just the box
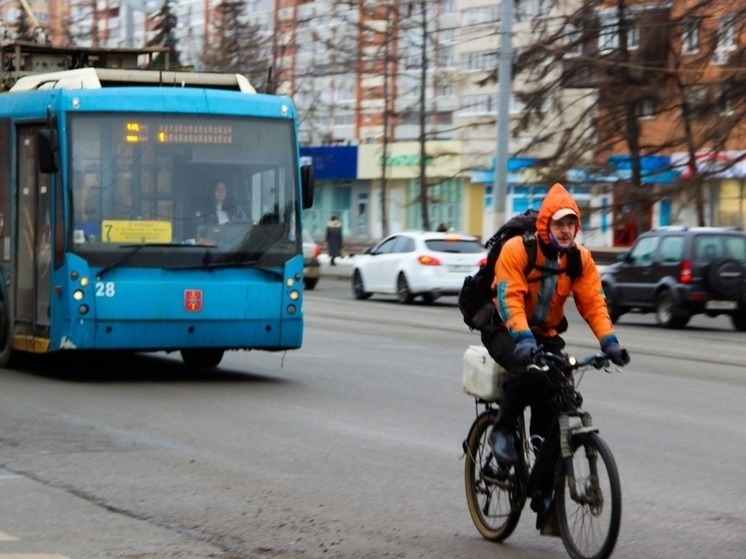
[325,215,344,266]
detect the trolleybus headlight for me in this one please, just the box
[286,278,295,287]
[78,304,89,315]
[287,304,297,315]
[80,277,90,287]
[289,290,300,301]
[73,290,84,301]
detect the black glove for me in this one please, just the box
[601,336,630,366]
[514,337,539,367]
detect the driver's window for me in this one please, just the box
[629,236,658,263]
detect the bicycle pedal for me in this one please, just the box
[481,463,509,481]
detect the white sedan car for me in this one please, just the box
[351,231,487,304]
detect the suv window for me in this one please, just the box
[659,235,684,262]
[693,235,746,263]
[629,236,659,263]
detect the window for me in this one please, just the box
[630,236,659,263]
[599,16,619,51]
[718,83,734,115]
[635,98,656,119]
[682,19,700,54]
[684,85,709,115]
[461,6,500,26]
[564,24,582,57]
[659,236,684,262]
[457,95,496,115]
[460,51,498,71]
[626,22,639,49]
[717,15,736,51]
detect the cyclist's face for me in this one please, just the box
[549,217,578,248]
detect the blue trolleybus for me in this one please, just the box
[0,43,314,368]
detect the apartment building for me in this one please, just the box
[6,1,741,242]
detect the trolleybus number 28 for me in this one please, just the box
[95,282,116,297]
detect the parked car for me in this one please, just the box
[601,226,746,330]
[303,229,321,290]
[351,231,487,304]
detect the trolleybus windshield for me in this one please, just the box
[69,114,300,270]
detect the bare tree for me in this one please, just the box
[201,0,273,92]
[60,0,100,47]
[147,0,182,69]
[505,0,746,234]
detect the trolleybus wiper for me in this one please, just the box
[97,243,194,278]
[165,259,283,278]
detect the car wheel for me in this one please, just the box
[731,313,746,331]
[396,273,414,304]
[304,277,318,290]
[602,283,620,324]
[421,293,436,305]
[352,270,372,300]
[655,290,689,328]
[706,259,745,298]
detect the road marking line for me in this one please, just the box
[0,532,18,541]
[0,555,71,558]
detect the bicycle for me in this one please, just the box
[462,346,622,559]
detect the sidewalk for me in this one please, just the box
[319,254,356,279]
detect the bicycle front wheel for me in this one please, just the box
[555,432,622,559]
[463,411,523,541]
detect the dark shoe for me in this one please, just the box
[489,427,518,465]
[532,494,560,536]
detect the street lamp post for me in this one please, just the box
[485,0,514,239]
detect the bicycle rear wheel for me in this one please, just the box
[463,410,523,541]
[555,432,622,559]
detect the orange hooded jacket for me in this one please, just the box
[493,183,616,343]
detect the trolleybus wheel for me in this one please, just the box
[0,298,11,368]
[181,349,224,369]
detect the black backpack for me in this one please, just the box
[458,209,582,330]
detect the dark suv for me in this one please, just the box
[601,227,746,330]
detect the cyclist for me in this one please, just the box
[481,183,630,467]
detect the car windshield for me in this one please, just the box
[693,235,746,263]
[425,239,484,253]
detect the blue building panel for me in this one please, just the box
[300,146,358,180]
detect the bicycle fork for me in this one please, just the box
[559,411,599,504]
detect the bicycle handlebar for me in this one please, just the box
[534,350,613,373]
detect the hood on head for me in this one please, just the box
[536,183,581,245]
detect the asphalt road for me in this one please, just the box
[0,281,743,558]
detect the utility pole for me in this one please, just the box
[486,0,514,239]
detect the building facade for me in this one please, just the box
[4,0,744,246]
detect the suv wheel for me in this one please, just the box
[706,259,745,299]
[602,283,620,324]
[655,290,689,329]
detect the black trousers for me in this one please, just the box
[480,324,565,440]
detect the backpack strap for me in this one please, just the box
[521,232,538,277]
[523,234,583,283]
